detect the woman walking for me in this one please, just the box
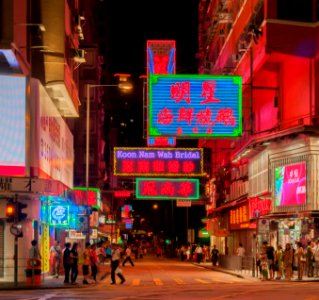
[283,243,293,280]
[275,245,283,280]
[295,242,306,280]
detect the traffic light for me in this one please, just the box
[6,201,16,223]
[17,202,27,222]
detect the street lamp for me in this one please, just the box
[85,79,133,242]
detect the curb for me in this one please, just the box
[192,263,245,279]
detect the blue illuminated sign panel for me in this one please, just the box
[148,74,242,138]
[49,205,70,227]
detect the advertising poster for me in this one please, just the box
[274,162,306,206]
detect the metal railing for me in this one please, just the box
[218,255,255,276]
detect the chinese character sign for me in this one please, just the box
[136,178,199,200]
[148,74,242,138]
[49,205,70,226]
[114,147,203,176]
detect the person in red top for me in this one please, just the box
[90,244,98,282]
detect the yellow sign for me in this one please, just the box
[40,223,50,273]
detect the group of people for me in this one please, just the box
[47,240,138,285]
[258,239,319,281]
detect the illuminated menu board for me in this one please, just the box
[114,147,203,177]
[136,178,200,200]
[148,74,242,138]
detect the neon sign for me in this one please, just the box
[249,197,271,218]
[136,178,200,200]
[114,147,203,177]
[229,204,250,229]
[147,40,176,76]
[147,136,176,147]
[148,74,242,138]
[72,187,101,208]
[49,205,70,226]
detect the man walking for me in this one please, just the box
[62,242,71,284]
[122,245,135,267]
[211,245,219,266]
[110,244,125,285]
[50,240,61,278]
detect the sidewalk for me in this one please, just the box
[0,264,110,290]
[193,261,319,282]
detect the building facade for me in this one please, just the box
[198,0,319,258]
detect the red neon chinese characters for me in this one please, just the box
[157,108,174,124]
[200,81,220,104]
[170,82,191,104]
[182,161,195,173]
[137,160,150,173]
[122,160,134,173]
[161,182,175,196]
[178,181,194,197]
[141,181,157,196]
[177,108,194,125]
[196,108,213,126]
[154,55,169,74]
[216,108,236,126]
[167,160,180,173]
[152,160,165,173]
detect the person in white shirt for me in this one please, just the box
[122,245,135,267]
[195,245,203,263]
[236,243,245,270]
[236,243,245,256]
[50,240,62,278]
[110,244,125,285]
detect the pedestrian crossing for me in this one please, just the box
[104,276,245,286]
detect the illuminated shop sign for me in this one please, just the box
[248,197,271,218]
[49,205,70,227]
[229,204,250,230]
[136,178,200,200]
[274,162,306,206]
[72,187,101,208]
[121,205,132,219]
[114,147,203,177]
[123,218,133,229]
[147,40,176,76]
[148,74,242,138]
[114,190,132,198]
[147,136,176,147]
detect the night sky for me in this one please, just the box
[94,0,206,246]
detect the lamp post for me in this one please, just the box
[85,79,133,242]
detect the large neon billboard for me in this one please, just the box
[274,162,306,206]
[0,75,26,176]
[114,147,203,177]
[136,178,200,200]
[148,74,242,138]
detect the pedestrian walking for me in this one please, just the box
[90,244,98,282]
[260,241,269,280]
[62,242,72,284]
[110,244,125,285]
[50,240,62,278]
[313,240,319,277]
[122,245,135,267]
[82,242,91,284]
[236,243,245,270]
[283,243,293,280]
[29,240,41,260]
[195,244,203,263]
[211,245,219,266]
[275,245,283,280]
[296,241,306,280]
[70,242,79,284]
[306,240,314,277]
[266,242,276,280]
